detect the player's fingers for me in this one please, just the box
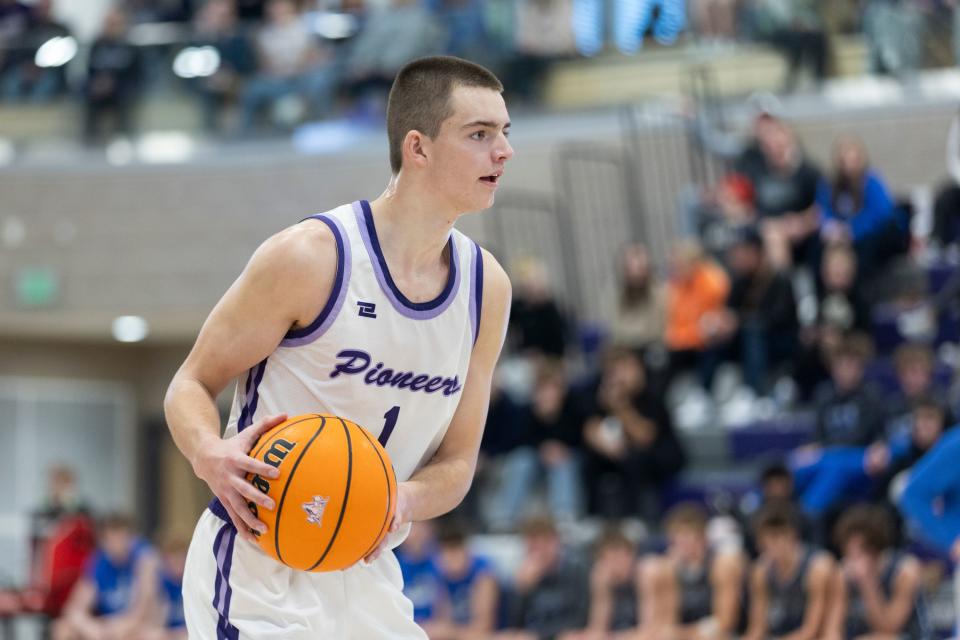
[239,413,288,450]
[230,475,275,510]
[225,491,267,537]
[233,453,279,480]
[220,500,256,544]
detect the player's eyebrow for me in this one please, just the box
[462,120,511,130]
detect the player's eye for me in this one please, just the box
[470,130,486,140]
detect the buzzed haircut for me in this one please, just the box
[386,56,503,174]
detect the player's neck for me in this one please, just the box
[368,183,457,274]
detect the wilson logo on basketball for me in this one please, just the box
[302,495,329,526]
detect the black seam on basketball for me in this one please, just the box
[308,417,353,571]
[273,416,327,566]
[248,415,318,460]
[357,426,393,560]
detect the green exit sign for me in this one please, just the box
[15,267,59,308]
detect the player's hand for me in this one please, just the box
[951,537,960,562]
[362,481,412,565]
[193,413,287,543]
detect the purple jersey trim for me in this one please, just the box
[236,358,267,433]
[353,200,461,319]
[470,242,484,345]
[280,213,352,347]
[212,522,239,640]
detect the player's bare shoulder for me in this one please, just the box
[478,247,511,304]
[473,247,511,355]
[244,218,339,332]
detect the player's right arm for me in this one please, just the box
[164,221,337,541]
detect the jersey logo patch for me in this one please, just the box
[357,301,377,318]
[302,495,330,526]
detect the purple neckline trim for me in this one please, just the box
[353,200,461,320]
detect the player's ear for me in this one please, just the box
[403,130,429,169]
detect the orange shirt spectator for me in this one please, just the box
[665,242,730,351]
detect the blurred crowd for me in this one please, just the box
[1,466,186,640]
[385,106,960,637]
[0,0,581,142]
[3,0,960,142]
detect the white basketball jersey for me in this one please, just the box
[223,200,483,484]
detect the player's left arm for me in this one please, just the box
[396,249,511,525]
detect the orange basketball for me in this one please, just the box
[244,414,397,572]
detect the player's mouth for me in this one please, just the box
[479,171,503,188]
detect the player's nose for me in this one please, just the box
[495,135,514,162]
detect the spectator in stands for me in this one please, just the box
[793,394,948,531]
[496,517,588,640]
[561,526,640,639]
[82,8,142,145]
[425,520,499,640]
[583,347,686,520]
[489,360,584,531]
[31,465,91,552]
[341,0,445,105]
[664,239,730,391]
[824,505,927,640]
[877,395,949,503]
[750,119,822,269]
[642,503,746,640]
[898,422,960,637]
[396,521,443,627]
[884,343,953,445]
[604,243,666,357]
[0,0,70,103]
[740,463,818,555]
[501,0,576,103]
[144,535,188,640]
[795,243,869,399]
[811,333,884,448]
[185,0,255,133]
[744,503,835,640]
[748,0,827,91]
[817,135,901,277]
[698,173,759,259]
[469,377,525,526]
[932,110,960,253]
[238,0,338,133]
[711,227,798,396]
[509,258,569,358]
[52,513,159,640]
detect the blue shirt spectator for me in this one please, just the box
[87,538,152,616]
[817,136,895,245]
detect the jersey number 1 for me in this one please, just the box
[379,406,400,447]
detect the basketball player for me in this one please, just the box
[164,56,513,638]
[744,502,835,640]
[641,503,745,640]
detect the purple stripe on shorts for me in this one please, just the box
[280,213,352,347]
[470,242,484,345]
[212,523,239,640]
[353,200,461,320]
